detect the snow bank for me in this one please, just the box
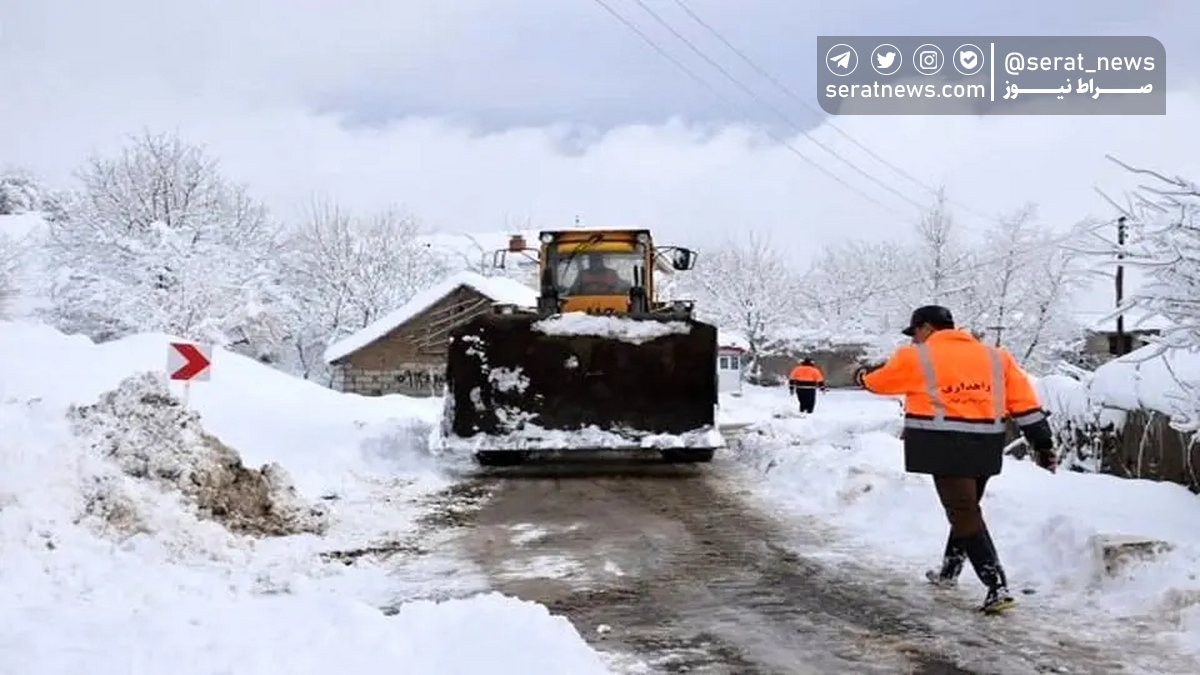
[532,312,691,344]
[1090,345,1200,424]
[324,271,537,364]
[0,321,445,496]
[0,320,614,674]
[68,372,328,537]
[731,387,1200,653]
[2,588,610,675]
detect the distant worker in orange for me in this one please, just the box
[853,305,1056,614]
[788,358,827,414]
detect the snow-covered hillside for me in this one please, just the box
[0,320,613,674]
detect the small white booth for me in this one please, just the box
[716,331,748,395]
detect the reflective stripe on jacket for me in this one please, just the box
[862,329,1046,431]
[788,364,824,388]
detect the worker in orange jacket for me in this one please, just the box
[788,358,826,414]
[853,305,1055,614]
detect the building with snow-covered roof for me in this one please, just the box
[1077,307,1175,360]
[324,271,537,397]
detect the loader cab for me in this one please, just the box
[538,229,653,314]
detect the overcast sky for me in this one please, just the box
[1,0,1197,314]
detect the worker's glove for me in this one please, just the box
[852,367,868,387]
[1033,445,1057,473]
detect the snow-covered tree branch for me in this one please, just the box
[280,198,448,379]
[1090,158,1200,430]
[42,131,289,358]
[679,230,808,373]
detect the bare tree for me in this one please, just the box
[804,238,914,329]
[0,232,21,319]
[980,203,1038,347]
[912,188,972,305]
[1020,245,1089,365]
[42,130,287,355]
[281,198,448,379]
[681,229,805,374]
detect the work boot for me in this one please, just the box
[960,530,1016,614]
[980,586,1015,614]
[924,533,965,587]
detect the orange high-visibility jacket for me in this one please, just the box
[788,364,825,388]
[861,329,1052,476]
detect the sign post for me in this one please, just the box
[167,342,212,405]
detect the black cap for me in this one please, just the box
[902,305,954,336]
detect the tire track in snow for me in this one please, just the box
[439,456,987,673]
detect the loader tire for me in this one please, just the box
[475,451,528,467]
[661,448,715,464]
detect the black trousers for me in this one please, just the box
[931,475,1007,590]
[794,387,816,413]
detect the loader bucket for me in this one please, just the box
[438,311,723,457]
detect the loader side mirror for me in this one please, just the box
[492,250,507,269]
[670,247,696,271]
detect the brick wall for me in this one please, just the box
[329,285,495,398]
[331,364,446,397]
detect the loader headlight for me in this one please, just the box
[540,233,554,243]
[636,232,649,244]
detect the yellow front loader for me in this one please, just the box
[437,227,723,466]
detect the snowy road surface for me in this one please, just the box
[438,458,1185,674]
[421,388,1200,674]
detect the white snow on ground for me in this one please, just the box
[725,386,1200,655]
[0,320,616,674]
[532,312,692,344]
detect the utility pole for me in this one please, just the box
[1115,215,1128,355]
[988,324,1005,348]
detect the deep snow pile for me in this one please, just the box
[729,387,1200,653]
[532,312,692,344]
[0,320,615,674]
[68,372,327,537]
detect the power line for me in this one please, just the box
[628,0,927,212]
[666,0,1007,229]
[588,0,906,216]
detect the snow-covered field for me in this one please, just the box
[0,320,613,674]
[725,385,1200,654]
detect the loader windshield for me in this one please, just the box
[557,250,642,296]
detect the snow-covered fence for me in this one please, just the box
[1031,357,1200,491]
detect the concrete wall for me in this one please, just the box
[753,346,867,388]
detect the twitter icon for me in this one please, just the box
[871,43,902,76]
